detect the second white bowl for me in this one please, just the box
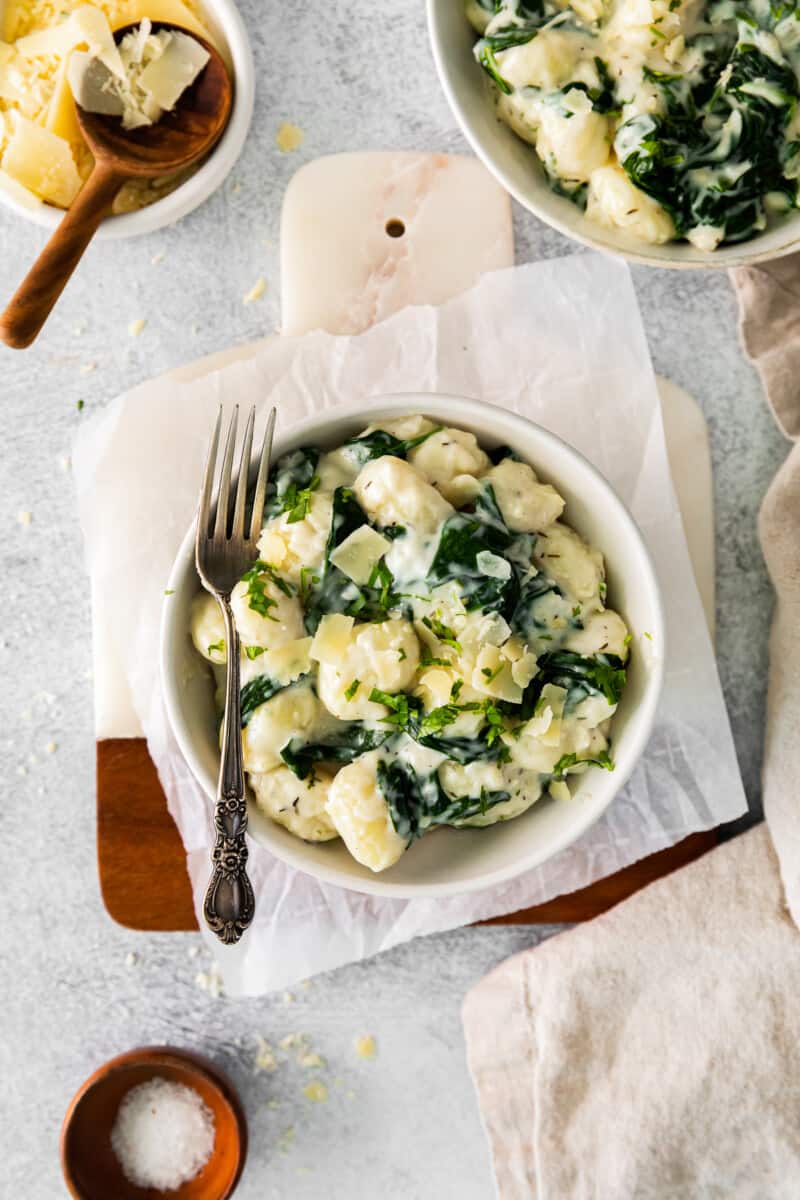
[161,394,665,899]
[427,0,800,269]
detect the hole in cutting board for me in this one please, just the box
[385,218,405,238]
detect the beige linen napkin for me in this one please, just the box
[464,826,800,1200]
[463,260,800,1198]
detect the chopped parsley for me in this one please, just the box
[344,678,361,701]
[421,646,453,668]
[421,614,462,651]
[369,688,421,730]
[552,749,614,780]
[207,639,225,656]
[245,645,266,660]
[241,560,292,619]
[299,566,319,605]
[282,474,321,524]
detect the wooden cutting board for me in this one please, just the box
[95,152,717,932]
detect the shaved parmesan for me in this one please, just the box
[329,525,391,586]
[537,683,567,747]
[471,645,523,703]
[476,549,511,580]
[310,614,354,665]
[137,30,209,110]
[69,24,209,130]
[46,60,84,143]
[2,116,81,206]
[510,651,538,689]
[0,166,42,208]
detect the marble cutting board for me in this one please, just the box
[95,152,716,930]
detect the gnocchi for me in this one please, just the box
[190,417,631,871]
[467,0,800,250]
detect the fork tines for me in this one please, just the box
[197,405,276,552]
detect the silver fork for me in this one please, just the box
[196,403,276,945]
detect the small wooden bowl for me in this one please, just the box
[61,1046,247,1200]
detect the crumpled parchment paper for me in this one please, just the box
[74,254,746,996]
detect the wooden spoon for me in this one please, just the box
[0,23,232,350]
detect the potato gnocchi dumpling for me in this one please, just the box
[190,592,227,665]
[190,416,631,873]
[250,765,338,842]
[466,0,800,250]
[325,752,408,872]
[355,456,453,533]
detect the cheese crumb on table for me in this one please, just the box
[110,1077,215,1192]
[278,1126,295,1153]
[276,122,304,152]
[298,1050,326,1069]
[302,1080,328,1103]
[17,510,32,526]
[355,1035,376,1060]
[243,277,266,304]
[194,960,224,997]
[254,1037,278,1073]
[128,318,147,337]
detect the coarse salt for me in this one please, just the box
[110,1077,215,1192]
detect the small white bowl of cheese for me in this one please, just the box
[0,0,254,238]
[161,394,665,900]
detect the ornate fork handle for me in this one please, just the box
[203,594,255,945]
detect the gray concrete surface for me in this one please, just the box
[0,2,787,1196]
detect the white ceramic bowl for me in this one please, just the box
[427,0,800,269]
[161,394,665,898]
[0,0,254,240]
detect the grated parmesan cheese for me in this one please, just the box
[0,0,212,212]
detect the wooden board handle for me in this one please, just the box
[0,164,124,349]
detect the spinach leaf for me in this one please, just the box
[280,728,392,779]
[617,30,799,242]
[487,444,522,465]
[510,572,566,640]
[264,447,320,521]
[426,483,519,616]
[518,650,627,719]
[341,425,442,469]
[377,759,511,841]
[416,730,510,764]
[304,487,402,633]
[240,675,301,726]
